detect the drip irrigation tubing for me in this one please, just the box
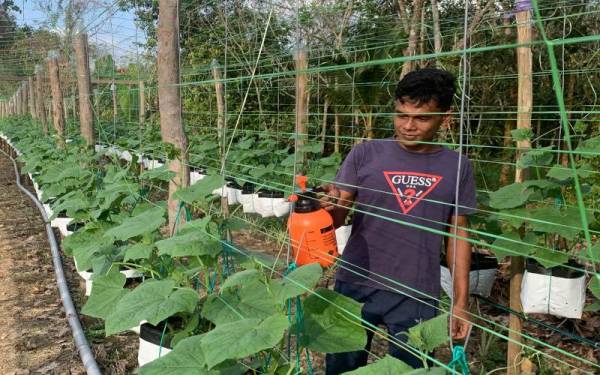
[0,138,101,375]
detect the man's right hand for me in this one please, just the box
[315,184,340,212]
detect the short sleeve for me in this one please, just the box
[452,158,478,216]
[334,144,363,195]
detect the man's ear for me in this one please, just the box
[441,109,453,130]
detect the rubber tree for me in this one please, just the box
[157,0,190,230]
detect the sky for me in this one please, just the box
[16,0,147,65]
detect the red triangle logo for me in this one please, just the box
[383,172,443,214]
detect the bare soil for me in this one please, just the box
[0,151,138,374]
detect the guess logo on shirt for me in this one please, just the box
[383,172,443,214]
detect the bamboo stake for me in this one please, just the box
[508,6,533,375]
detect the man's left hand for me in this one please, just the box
[451,303,471,340]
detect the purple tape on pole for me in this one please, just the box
[515,0,532,12]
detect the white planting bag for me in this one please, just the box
[138,324,172,366]
[440,253,497,298]
[335,225,352,255]
[190,171,206,185]
[521,265,586,319]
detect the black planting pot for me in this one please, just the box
[258,189,284,199]
[66,222,85,232]
[441,252,498,270]
[242,183,255,194]
[140,321,173,349]
[525,258,584,279]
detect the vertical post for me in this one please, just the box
[35,65,48,135]
[22,82,29,116]
[138,81,146,126]
[294,48,308,166]
[211,59,225,143]
[28,77,36,118]
[74,32,95,147]
[508,3,533,374]
[111,82,118,121]
[63,98,69,122]
[47,50,66,147]
[157,0,190,230]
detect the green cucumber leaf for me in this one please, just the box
[105,279,197,335]
[81,271,128,319]
[104,206,166,240]
[342,355,413,374]
[301,287,367,353]
[200,314,289,369]
[407,314,448,352]
[270,263,322,304]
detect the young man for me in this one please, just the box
[321,68,476,374]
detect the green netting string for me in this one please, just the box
[448,345,469,375]
[284,262,314,375]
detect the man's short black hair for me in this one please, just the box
[395,68,456,111]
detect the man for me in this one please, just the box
[321,68,476,374]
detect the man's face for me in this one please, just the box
[393,97,450,151]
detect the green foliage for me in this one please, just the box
[81,271,128,319]
[342,355,413,374]
[105,279,198,335]
[104,206,167,240]
[200,314,289,369]
[300,288,367,353]
[406,314,449,353]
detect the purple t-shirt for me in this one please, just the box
[334,139,477,297]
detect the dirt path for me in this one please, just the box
[0,152,86,374]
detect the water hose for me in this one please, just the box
[0,140,101,375]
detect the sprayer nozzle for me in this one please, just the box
[296,175,308,192]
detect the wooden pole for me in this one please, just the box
[63,98,69,122]
[431,0,442,67]
[138,81,146,126]
[47,50,66,147]
[74,32,95,147]
[28,77,36,118]
[508,5,533,375]
[111,82,118,121]
[294,48,308,166]
[157,0,190,230]
[35,65,49,135]
[22,81,29,116]
[211,59,225,143]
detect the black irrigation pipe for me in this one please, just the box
[474,294,600,350]
[0,137,102,375]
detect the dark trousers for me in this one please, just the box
[325,281,437,375]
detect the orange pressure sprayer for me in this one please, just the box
[287,176,339,267]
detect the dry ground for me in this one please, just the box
[0,151,137,374]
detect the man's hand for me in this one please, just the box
[451,303,471,340]
[315,184,340,212]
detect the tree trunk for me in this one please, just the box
[74,32,95,147]
[157,0,190,231]
[294,48,308,166]
[401,0,425,77]
[211,59,225,145]
[453,0,496,51]
[431,0,442,65]
[499,118,513,186]
[28,77,36,118]
[139,81,146,126]
[321,98,329,152]
[508,9,533,375]
[334,111,340,154]
[35,66,48,135]
[47,51,66,147]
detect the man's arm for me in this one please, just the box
[446,214,471,340]
[318,184,355,228]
